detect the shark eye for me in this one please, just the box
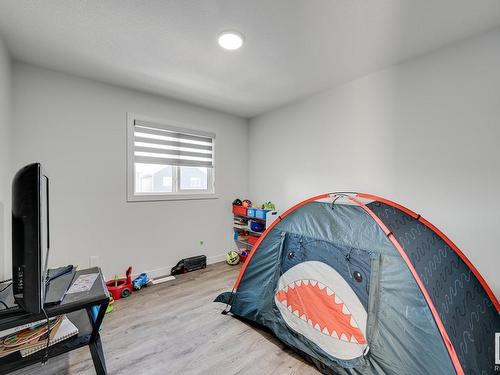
[288,251,295,259]
[353,271,363,282]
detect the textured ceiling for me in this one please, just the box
[1,1,500,117]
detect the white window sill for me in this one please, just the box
[127,193,218,202]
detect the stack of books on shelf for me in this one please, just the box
[0,315,78,358]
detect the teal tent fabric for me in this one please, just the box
[216,194,499,374]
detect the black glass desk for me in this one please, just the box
[0,267,109,374]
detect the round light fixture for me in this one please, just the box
[218,31,244,50]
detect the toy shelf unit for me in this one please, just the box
[232,205,278,262]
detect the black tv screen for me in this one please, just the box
[11,163,50,314]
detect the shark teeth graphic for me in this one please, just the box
[279,280,355,318]
[276,280,365,343]
[342,304,350,315]
[275,261,368,361]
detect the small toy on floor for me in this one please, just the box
[171,255,207,275]
[226,251,240,265]
[106,297,114,313]
[132,273,150,290]
[105,266,133,300]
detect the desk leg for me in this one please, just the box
[89,334,107,375]
[88,302,109,375]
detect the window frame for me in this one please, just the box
[127,113,217,202]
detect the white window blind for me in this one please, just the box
[133,119,215,168]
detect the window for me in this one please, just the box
[127,114,216,201]
[180,166,208,190]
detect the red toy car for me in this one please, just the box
[106,266,133,300]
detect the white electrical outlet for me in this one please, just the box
[90,256,99,267]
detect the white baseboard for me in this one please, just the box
[134,253,227,280]
[207,253,227,264]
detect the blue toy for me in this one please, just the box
[132,273,150,290]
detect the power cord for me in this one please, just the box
[41,308,51,365]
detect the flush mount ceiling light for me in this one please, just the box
[218,31,244,50]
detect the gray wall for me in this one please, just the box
[249,28,500,296]
[11,63,248,279]
[0,36,11,280]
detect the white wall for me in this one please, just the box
[249,28,500,297]
[0,36,11,280]
[11,63,248,279]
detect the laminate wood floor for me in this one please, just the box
[13,262,320,375]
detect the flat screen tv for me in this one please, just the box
[11,163,50,314]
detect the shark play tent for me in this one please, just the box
[216,193,500,375]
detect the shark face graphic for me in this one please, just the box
[275,261,368,360]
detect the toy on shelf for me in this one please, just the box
[231,200,279,259]
[106,266,133,300]
[242,199,252,208]
[232,198,255,216]
[240,250,251,263]
[132,273,150,290]
[250,221,265,232]
[262,201,276,210]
